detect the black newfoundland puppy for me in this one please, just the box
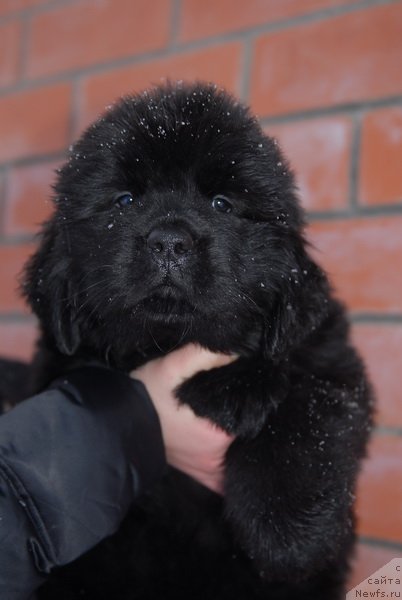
[17,82,372,599]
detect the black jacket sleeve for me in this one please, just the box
[0,365,166,600]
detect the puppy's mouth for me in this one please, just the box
[139,285,195,318]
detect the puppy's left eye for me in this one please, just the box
[115,192,134,208]
[212,195,233,213]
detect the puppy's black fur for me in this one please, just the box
[19,83,372,599]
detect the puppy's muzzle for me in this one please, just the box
[147,225,194,268]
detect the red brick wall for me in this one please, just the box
[0,0,401,587]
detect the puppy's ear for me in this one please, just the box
[263,245,331,360]
[49,278,81,356]
[21,221,81,356]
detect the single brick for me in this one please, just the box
[27,0,171,79]
[0,84,70,162]
[0,243,35,313]
[77,43,243,133]
[359,107,402,206]
[179,0,359,42]
[307,216,402,313]
[352,324,402,429]
[0,320,37,361]
[267,116,352,212]
[0,20,21,89]
[356,435,402,543]
[251,3,402,117]
[4,160,58,237]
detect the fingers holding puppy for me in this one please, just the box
[132,344,236,494]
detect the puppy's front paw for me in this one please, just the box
[176,358,284,436]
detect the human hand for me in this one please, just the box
[131,345,236,494]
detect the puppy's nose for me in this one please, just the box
[146,226,194,258]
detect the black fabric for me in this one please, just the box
[0,357,31,409]
[0,366,166,600]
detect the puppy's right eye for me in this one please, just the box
[115,192,134,208]
[212,195,233,213]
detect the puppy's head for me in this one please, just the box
[23,82,329,367]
